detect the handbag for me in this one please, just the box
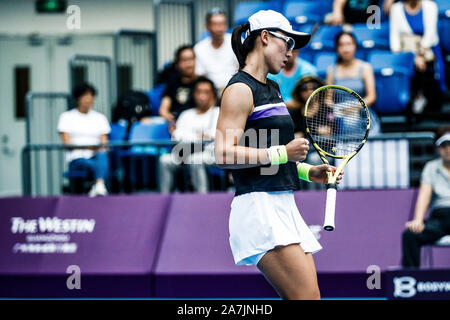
[400,34,435,62]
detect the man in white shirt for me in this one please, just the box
[57,83,111,196]
[159,77,220,193]
[194,8,238,97]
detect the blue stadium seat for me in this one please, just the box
[372,70,412,114]
[121,118,171,192]
[314,52,336,79]
[309,25,343,51]
[436,0,450,52]
[146,84,166,116]
[233,1,282,26]
[282,0,332,26]
[368,51,415,114]
[294,24,318,63]
[109,121,128,141]
[299,25,342,64]
[352,22,389,50]
[436,0,450,17]
[368,51,415,77]
[128,118,171,155]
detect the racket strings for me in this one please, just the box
[305,88,368,157]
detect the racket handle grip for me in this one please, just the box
[323,187,336,231]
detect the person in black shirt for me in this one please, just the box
[159,45,198,124]
[215,10,343,300]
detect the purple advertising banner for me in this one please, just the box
[0,195,170,275]
[0,190,449,298]
[155,189,449,275]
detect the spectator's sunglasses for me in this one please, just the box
[268,31,295,51]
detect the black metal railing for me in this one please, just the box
[21,132,436,196]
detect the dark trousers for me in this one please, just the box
[402,207,450,268]
[410,62,443,114]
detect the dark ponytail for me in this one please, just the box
[231,22,261,70]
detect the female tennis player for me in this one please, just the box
[214,10,343,300]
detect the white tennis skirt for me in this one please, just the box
[229,190,322,266]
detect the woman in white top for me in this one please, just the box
[57,83,111,196]
[389,0,445,114]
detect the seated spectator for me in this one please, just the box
[326,0,380,25]
[57,83,111,197]
[327,31,381,136]
[402,125,450,268]
[194,8,238,97]
[389,0,445,114]
[159,45,198,123]
[268,49,317,108]
[290,75,325,138]
[159,77,220,193]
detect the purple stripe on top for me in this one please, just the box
[247,105,290,121]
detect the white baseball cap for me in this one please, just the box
[436,132,450,147]
[247,10,311,49]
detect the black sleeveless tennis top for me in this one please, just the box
[225,70,301,196]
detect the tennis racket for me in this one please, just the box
[304,85,370,231]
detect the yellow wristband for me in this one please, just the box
[297,163,313,182]
[268,145,288,165]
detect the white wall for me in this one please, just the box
[0,0,154,35]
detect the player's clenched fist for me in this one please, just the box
[286,138,309,161]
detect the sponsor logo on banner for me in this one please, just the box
[10,217,96,254]
[387,270,450,300]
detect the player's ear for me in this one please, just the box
[260,30,270,47]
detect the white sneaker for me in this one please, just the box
[89,182,108,197]
[413,95,427,114]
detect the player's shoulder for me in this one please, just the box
[221,81,253,112]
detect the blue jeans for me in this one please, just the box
[69,152,109,181]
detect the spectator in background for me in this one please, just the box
[326,0,380,25]
[402,126,450,268]
[389,0,445,114]
[159,76,220,193]
[383,0,397,16]
[57,83,111,197]
[194,8,238,97]
[268,49,317,108]
[290,75,325,138]
[159,45,198,123]
[327,31,381,136]
[291,76,329,186]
